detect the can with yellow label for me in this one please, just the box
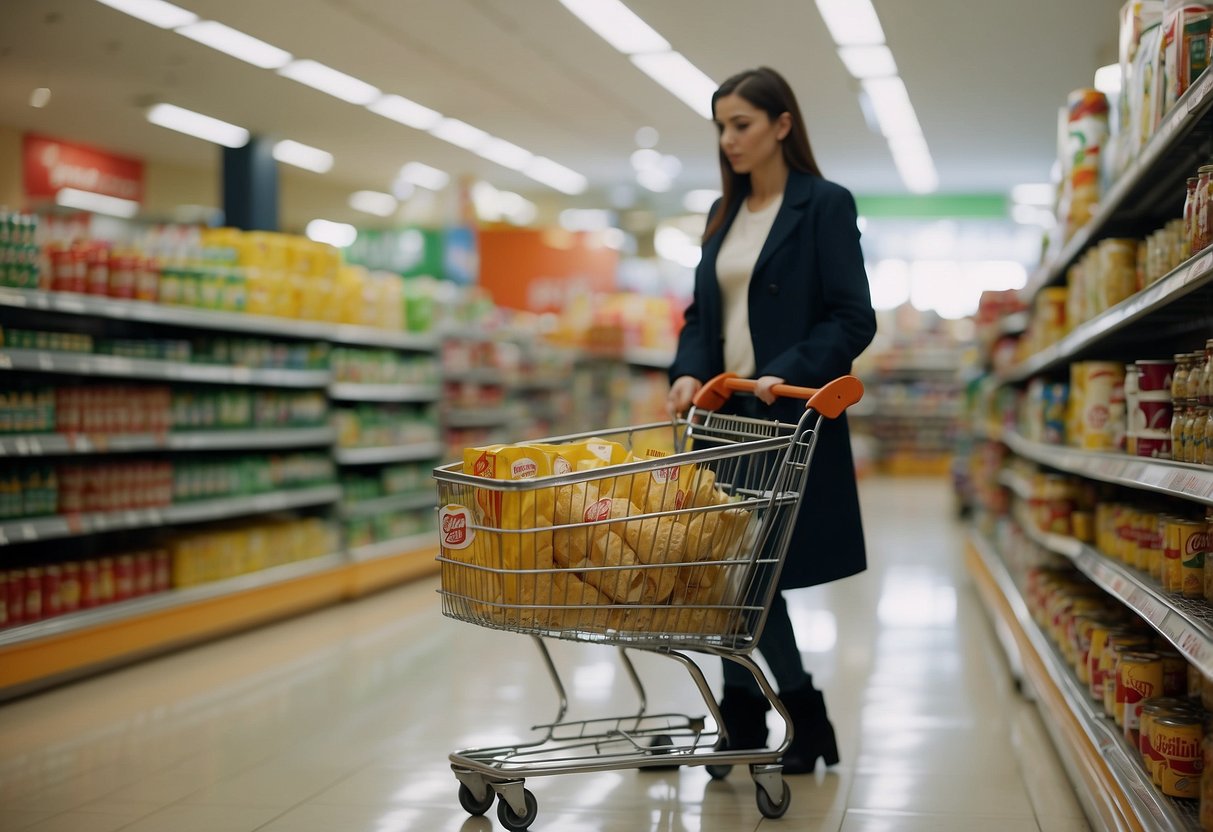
[1118,652,1164,747]
[1155,714,1204,798]
[1142,698,1201,781]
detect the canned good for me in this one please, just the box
[60,562,80,613]
[1155,714,1204,798]
[1119,652,1165,746]
[1143,698,1200,780]
[1166,519,1207,594]
[23,567,42,623]
[1105,635,1154,719]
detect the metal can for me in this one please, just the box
[60,562,80,613]
[1156,648,1191,697]
[1142,698,1200,781]
[23,566,42,623]
[1119,652,1165,747]
[1186,520,1211,599]
[41,565,61,619]
[1155,714,1204,798]
[1166,519,1206,594]
[1104,635,1154,719]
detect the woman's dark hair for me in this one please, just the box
[703,67,821,242]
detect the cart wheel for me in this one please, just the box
[646,734,680,770]
[457,782,494,816]
[497,788,538,831]
[705,763,733,780]
[755,780,791,819]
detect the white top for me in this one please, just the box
[716,194,783,377]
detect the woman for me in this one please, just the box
[667,67,876,774]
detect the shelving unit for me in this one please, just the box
[0,287,443,697]
[962,61,1213,832]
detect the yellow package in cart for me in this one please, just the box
[461,445,559,609]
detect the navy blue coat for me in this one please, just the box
[669,171,877,589]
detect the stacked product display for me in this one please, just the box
[965,3,1213,827]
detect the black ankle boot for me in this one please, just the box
[778,685,840,774]
[717,686,770,750]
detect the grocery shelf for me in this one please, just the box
[340,491,434,518]
[1000,311,1030,336]
[0,554,344,649]
[348,531,437,563]
[444,407,518,428]
[0,484,342,547]
[0,426,335,456]
[1012,506,1213,685]
[0,348,331,388]
[967,530,1197,831]
[1023,68,1213,299]
[1002,428,1213,506]
[333,441,444,466]
[1002,248,1213,384]
[329,383,441,402]
[0,288,438,350]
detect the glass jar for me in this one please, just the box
[1186,176,1199,259]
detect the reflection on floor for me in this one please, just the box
[0,477,1089,831]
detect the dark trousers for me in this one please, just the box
[722,590,810,694]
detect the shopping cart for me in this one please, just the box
[433,372,863,830]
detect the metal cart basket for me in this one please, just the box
[433,372,863,829]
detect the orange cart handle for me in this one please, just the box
[692,372,864,419]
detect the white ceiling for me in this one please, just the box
[0,0,1123,216]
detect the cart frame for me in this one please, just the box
[433,373,863,828]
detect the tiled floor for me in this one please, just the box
[0,477,1090,831]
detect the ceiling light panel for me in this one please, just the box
[278,60,380,105]
[475,137,534,171]
[525,157,588,195]
[631,51,716,119]
[862,77,923,138]
[838,45,897,79]
[56,188,140,218]
[888,134,939,194]
[176,21,292,69]
[430,118,489,150]
[814,0,885,46]
[147,103,249,148]
[94,0,197,29]
[272,140,333,173]
[557,0,670,54]
[399,162,451,191]
[368,95,443,130]
[349,190,398,217]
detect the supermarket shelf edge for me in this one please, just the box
[328,383,441,402]
[968,529,1195,831]
[0,349,331,388]
[333,441,444,465]
[340,491,435,518]
[0,554,345,648]
[0,427,336,456]
[348,532,438,563]
[1003,428,1213,506]
[0,484,342,547]
[0,288,438,350]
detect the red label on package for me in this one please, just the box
[584,498,613,522]
[440,505,475,550]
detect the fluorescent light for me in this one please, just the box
[631,148,661,170]
[147,103,249,148]
[497,192,536,225]
[29,88,51,109]
[272,139,333,173]
[94,0,196,29]
[560,209,612,231]
[524,156,588,195]
[888,134,939,194]
[1094,63,1122,96]
[635,126,659,148]
[636,168,671,193]
[368,94,442,130]
[278,60,380,105]
[861,77,922,138]
[175,21,292,69]
[430,118,489,150]
[306,219,357,248]
[399,161,450,191]
[631,51,716,119]
[558,0,669,54]
[349,190,398,217]
[56,188,140,218]
[1011,183,1055,206]
[475,137,533,171]
[838,45,897,79]
[814,0,885,46]
[683,189,721,214]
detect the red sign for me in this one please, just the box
[23,134,144,203]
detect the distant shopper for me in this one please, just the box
[666,66,876,774]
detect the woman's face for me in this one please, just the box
[714,93,789,174]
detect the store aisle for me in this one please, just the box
[0,477,1088,832]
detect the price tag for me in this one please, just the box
[38,354,54,372]
[21,523,37,541]
[0,528,7,545]
[27,436,41,456]
[1189,72,1213,114]
[0,353,11,370]
[1134,593,1170,627]
[14,438,29,455]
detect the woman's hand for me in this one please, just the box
[667,375,703,418]
[753,375,786,406]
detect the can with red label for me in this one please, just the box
[80,560,99,609]
[1156,714,1204,798]
[41,565,61,619]
[1119,651,1165,747]
[60,562,81,613]
[153,549,171,592]
[23,566,42,622]
[114,555,134,602]
[97,558,115,605]
[6,569,24,626]
[134,552,153,597]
